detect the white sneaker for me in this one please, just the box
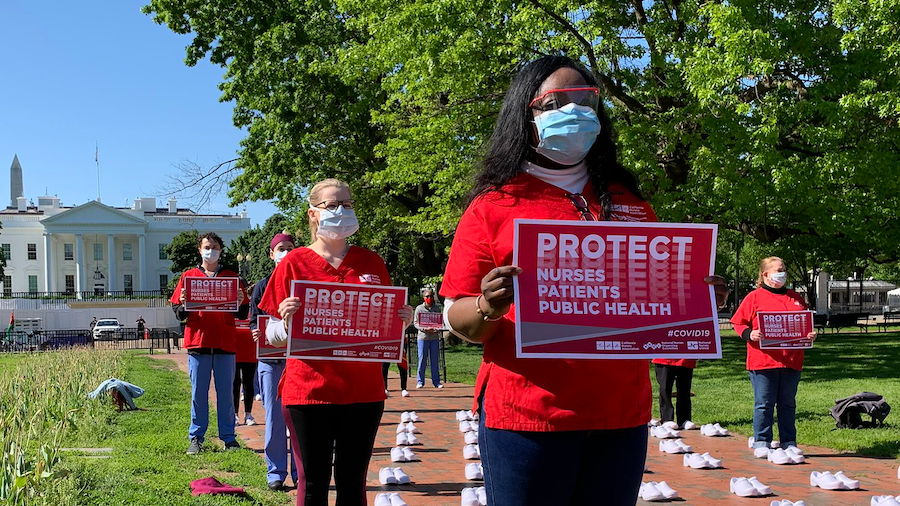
[379,467,398,485]
[639,482,666,501]
[401,411,411,422]
[701,452,723,468]
[436,383,444,389]
[402,447,419,461]
[654,481,680,500]
[406,434,420,445]
[375,493,392,506]
[682,420,698,430]
[416,383,424,389]
[254,393,262,401]
[833,471,860,490]
[388,492,408,506]
[390,447,406,462]
[461,487,479,506]
[396,433,408,446]
[465,462,484,480]
[730,477,761,497]
[409,411,421,422]
[748,476,772,495]
[401,389,410,397]
[463,444,480,460]
[392,467,411,485]
[385,389,390,397]
[244,413,256,426]
[464,430,479,445]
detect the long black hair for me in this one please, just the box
[470,55,644,215]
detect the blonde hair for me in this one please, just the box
[756,256,784,288]
[307,178,352,240]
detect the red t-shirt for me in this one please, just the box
[730,287,808,371]
[440,172,657,432]
[234,321,257,363]
[170,267,248,352]
[651,358,697,368]
[258,246,391,406]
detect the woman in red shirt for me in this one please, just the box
[441,56,726,506]
[260,178,412,506]
[730,256,817,453]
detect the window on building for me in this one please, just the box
[28,275,38,294]
[65,275,75,294]
[64,243,74,261]
[27,243,37,260]
[1,244,10,261]
[2,275,11,296]
[158,244,167,260]
[124,274,133,295]
[159,274,169,290]
[831,292,840,303]
[93,243,103,261]
[123,243,133,261]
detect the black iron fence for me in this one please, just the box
[1,328,181,354]
[0,290,174,310]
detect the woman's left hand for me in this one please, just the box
[398,305,414,327]
[704,275,730,309]
[807,331,817,342]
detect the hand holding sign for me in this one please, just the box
[704,275,730,309]
[479,266,522,319]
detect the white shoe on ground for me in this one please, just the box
[683,453,711,469]
[639,482,666,501]
[784,446,804,456]
[754,447,771,459]
[392,467,410,485]
[406,434,420,445]
[465,462,484,480]
[768,448,794,465]
[662,421,679,430]
[456,410,471,421]
[244,413,256,426]
[459,421,477,433]
[254,393,262,401]
[405,422,421,434]
[833,471,860,490]
[396,433,408,446]
[401,389,410,397]
[749,436,755,448]
[379,467,398,485]
[748,476,772,495]
[401,411,411,422]
[654,481,679,499]
[409,411,421,422]
[463,444,480,460]
[649,418,660,427]
[682,420,698,430]
[475,486,487,505]
[659,440,686,454]
[730,477,761,497]
[401,447,419,461]
[810,471,846,490]
[713,422,730,435]
[464,430,479,445]
[388,492,408,506]
[375,493,392,506]
[396,423,407,434]
[416,383,424,389]
[390,447,406,462]
[385,389,390,397]
[461,487,479,506]
[701,452,723,468]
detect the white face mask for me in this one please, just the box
[312,206,359,240]
[274,250,290,265]
[201,248,220,262]
[768,271,787,287]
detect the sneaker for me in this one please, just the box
[267,480,284,491]
[186,437,201,455]
[401,389,410,397]
[385,389,391,397]
[244,414,256,426]
[416,383,424,389]
[254,393,262,401]
[436,383,444,388]
[224,440,241,450]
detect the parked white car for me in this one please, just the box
[92,318,123,340]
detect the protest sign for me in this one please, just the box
[184,277,240,312]
[758,310,814,350]
[416,311,445,330]
[287,280,407,362]
[256,315,288,360]
[513,220,720,359]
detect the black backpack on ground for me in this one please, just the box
[830,392,891,429]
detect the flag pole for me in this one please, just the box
[95,141,101,202]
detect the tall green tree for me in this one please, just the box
[144,0,900,289]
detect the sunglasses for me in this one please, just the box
[313,199,356,212]
[529,87,600,112]
[566,193,596,221]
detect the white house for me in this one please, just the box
[0,155,251,295]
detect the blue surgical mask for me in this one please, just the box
[769,272,787,286]
[274,250,290,264]
[312,206,359,240]
[201,248,220,262]
[533,103,601,166]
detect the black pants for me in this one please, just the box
[284,401,384,506]
[232,361,258,415]
[382,362,408,391]
[654,364,694,426]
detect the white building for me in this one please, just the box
[0,155,251,295]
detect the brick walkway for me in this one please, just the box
[152,350,899,505]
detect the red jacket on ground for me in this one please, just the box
[730,286,808,371]
[440,173,657,432]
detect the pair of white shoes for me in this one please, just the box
[400,411,421,423]
[873,496,900,506]
[378,467,411,485]
[639,481,679,501]
[464,430,479,445]
[730,476,772,497]
[659,439,692,454]
[463,444,481,460]
[374,492,407,506]
[771,501,806,506]
[459,421,478,433]
[395,432,420,446]
[650,426,681,439]
[461,486,486,506]
[700,423,730,436]
[810,470,859,490]
[390,447,419,462]
[766,447,805,464]
[396,422,421,434]
[456,410,478,421]
[465,462,483,480]
[683,452,723,469]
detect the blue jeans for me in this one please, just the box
[416,339,440,386]
[479,408,647,506]
[258,360,298,484]
[749,368,801,448]
[188,352,236,444]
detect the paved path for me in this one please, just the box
[152,350,899,505]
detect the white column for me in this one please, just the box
[43,233,53,292]
[107,234,116,292]
[75,234,84,297]
[138,234,147,291]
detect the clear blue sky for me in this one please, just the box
[0,1,279,226]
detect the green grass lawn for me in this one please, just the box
[424,331,900,457]
[35,351,291,506]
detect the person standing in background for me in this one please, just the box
[414,289,443,389]
[233,319,258,426]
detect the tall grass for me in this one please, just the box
[0,348,121,505]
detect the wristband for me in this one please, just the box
[475,294,504,322]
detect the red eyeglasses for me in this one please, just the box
[529,87,600,112]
